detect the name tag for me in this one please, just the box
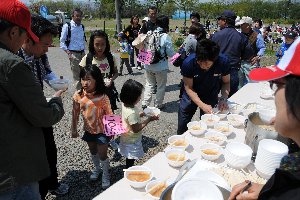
[137,50,152,65]
[103,115,127,136]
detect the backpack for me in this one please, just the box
[64,22,87,48]
[143,30,165,64]
[85,52,120,111]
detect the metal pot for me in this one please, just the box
[245,112,288,155]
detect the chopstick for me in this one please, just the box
[240,181,252,194]
[123,169,151,172]
[145,176,170,195]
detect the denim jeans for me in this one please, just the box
[130,47,141,67]
[177,93,215,135]
[0,182,41,200]
[142,69,168,107]
[229,68,240,97]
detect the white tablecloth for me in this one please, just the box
[94,82,273,200]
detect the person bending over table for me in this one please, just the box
[229,38,300,200]
[177,39,230,135]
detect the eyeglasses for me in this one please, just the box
[269,79,286,91]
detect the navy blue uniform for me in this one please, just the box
[177,53,230,134]
[212,26,252,96]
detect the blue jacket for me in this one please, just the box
[212,26,253,69]
[276,43,292,64]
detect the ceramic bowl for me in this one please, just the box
[201,114,220,127]
[200,143,222,161]
[204,130,227,146]
[165,148,188,168]
[187,121,207,136]
[227,114,246,127]
[167,135,189,150]
[124,166,153,189]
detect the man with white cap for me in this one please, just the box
[229,37,300,200]
[236,16,266,87]
[0,0,65,199]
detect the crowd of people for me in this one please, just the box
[1,0,299,199]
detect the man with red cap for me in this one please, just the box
[0,1,65,199]
[229,37,300,200]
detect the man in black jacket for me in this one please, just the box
[18,14,69,198]
[212,10,253,96]
[0,1,65,199]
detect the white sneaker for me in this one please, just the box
[90,169,101,181]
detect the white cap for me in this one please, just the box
[235,16,253,26]
[142,17,149,21]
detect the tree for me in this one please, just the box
[115,0,122,32]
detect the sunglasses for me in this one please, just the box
[269,79,286,91]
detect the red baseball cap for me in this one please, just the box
[249,37,300,81]
[0,0,39,43]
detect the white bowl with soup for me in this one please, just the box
[187,121,207,136]
[124,166,153,188]
[201,114,220,127]
[165,148,188,168]
[168,135,189,150]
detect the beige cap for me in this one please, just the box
[132,34,147,50]
[236,16,253,26]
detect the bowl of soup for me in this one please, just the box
[124,166,153,188]
[201,114,220,127]
[168,135,189,150]
[146,179,169,199]
[204,130,227,146]
[165,148,188,168]
[187,121,207,136]
[214,122,234,137]
[200,143,223,161]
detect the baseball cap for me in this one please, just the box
[283,30,298,39]
[235,16,253,26]
[217,10,236,20]
[142,17,149,22]
[0,0,39,43]
[249,37,300,81]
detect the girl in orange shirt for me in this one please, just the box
[71,64,112,189]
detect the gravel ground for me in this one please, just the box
[44,47,198,200]
[44,47,275,200]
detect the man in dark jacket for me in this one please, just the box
[212,10,253,96]
[0,1,65,199]
[18,15,69,198]
[139,6,158,34]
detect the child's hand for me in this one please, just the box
[139,112,146,117]
[71,131,79,138]
[149,115,159,121]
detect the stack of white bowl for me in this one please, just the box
[255,139,288,179]
[224,142,253,169]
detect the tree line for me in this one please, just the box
[29,0,300,24]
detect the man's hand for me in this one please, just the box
[251,56,260,65]
[53,89,67,98]
[228,182,264,200]
[200,103,213,114]
[218,98,228,111]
